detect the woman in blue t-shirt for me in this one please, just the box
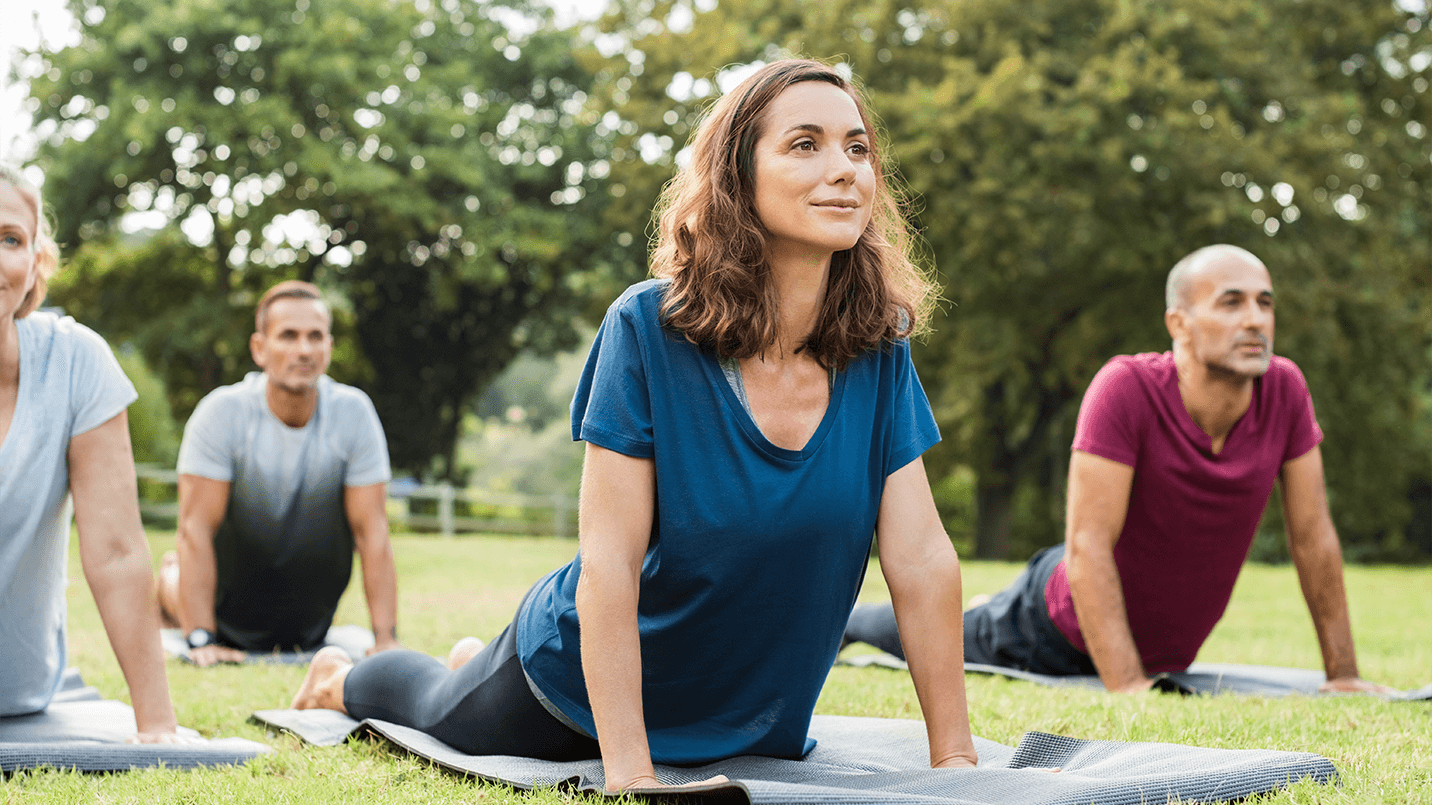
[292,59,977,790]
[0,164,185,740]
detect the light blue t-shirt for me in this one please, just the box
[0,313,137,716]
[176,372,390,650]
[517,279,940,765]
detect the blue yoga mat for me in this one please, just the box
[0,670,270,773]
[838,653,1432,700]
[252,708,1337,804]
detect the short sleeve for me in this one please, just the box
[569,293,655,458]
[1071,358,1142,467]
[342,392,392,487]
[176,393,237,482]
[1277,360,1324,463]
[67,322,138,438]
[885,341,941,476]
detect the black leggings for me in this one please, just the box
[343,612,600,760]
[844,545,1096,675]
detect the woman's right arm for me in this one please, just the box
[574,442,660,791]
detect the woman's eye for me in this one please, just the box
[794,140,815,151]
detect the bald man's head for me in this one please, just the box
[1166,244,1267,311]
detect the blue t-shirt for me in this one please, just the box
[516,279,940,765]
[0,313,137,715]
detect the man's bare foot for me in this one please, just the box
[965,593,991,610]
[157,551,182,628]
[447,637,486,670]
[291,647,354,712]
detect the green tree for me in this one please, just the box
[25,0,628,477]
[585,0,1430,558]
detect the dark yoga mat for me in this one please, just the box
[838,654,1432,701]
[160,624,375,666]
[0,670,271,773]
[251,708,1337,804]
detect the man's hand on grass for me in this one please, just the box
[189,644,248,667]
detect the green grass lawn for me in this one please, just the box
[4,531,1429,803]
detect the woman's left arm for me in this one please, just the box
[874,456,977,768]
[69,411,182,741]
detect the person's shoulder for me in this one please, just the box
[21,311,110,357]
[1103,351,1173,380]
[1264,355,1308,384]
[191,372,266,417]
[1260,355,1313,399]
[608,278,669,319]
[318,376,381,417]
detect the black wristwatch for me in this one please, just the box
[186,627,217,649]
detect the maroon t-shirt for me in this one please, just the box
[1045,352,1323,673]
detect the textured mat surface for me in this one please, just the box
[161,624,375,665]
[839,655,1432,700]
[252,708,1337,804]
[0,671,270,772]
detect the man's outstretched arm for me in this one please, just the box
[1064,450,1152,693]
[1281,446,1389,693]
[345,482,399,654]
[175,474,248,666]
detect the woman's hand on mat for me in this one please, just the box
[1320,677,1397,695]
[932,751,979,770]
[127,731,203,745]
[190,645,248,667]
[608,774,730,792]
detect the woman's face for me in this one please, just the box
[0,182,39,322]
[750,81,876,265]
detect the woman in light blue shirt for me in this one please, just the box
[0,164,183,741]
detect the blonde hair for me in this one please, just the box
[0,164,59,319]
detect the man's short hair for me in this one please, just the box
[255,280,327,334]
[1165,244,1263,310]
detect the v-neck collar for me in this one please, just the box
[702,349,846,462]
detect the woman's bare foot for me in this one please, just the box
[447,636,486,670]
[157,551,182,628]
[291,647,354,712]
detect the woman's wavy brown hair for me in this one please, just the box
[0,164,60,320]
[651,58,937,370]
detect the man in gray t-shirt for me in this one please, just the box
[159,281,399,666]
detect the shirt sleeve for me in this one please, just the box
[1071,358,1142,467]
[885,340,941,476]
[1278,360,1325,463]
[67,322,138,439]
[343,392,392,487]
[569,293,655,459]
[176,393,236,482]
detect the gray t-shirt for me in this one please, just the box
[0,313,137,715]
[177,372,390,650]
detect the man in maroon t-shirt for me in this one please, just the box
[846,245,1388,694]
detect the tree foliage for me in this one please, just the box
[27,0,629,477]
[585,0,1430,558]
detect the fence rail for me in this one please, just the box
[134,466,574,538]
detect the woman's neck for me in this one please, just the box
[766,249,832,358]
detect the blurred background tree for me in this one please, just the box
[582,0,1430,559]
[25,0,634,478]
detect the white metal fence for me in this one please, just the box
[135,465,575,538]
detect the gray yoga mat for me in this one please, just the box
[0,670,271,772]
[252,708,1336,804]
[839,654,1432,700]
[160,624,375,665]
